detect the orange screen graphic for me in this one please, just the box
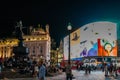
[98,39,117,56]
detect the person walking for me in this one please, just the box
[104,63,108,77]
[38,61,46,80]
[34,63,39,78]
[88,65,91,74]
[65,64,72,80]
[113,64,118,77]
[85,64,88,74]
[109,63,113,76]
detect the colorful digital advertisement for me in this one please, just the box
[63,21,117,60]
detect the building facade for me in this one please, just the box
[0,24,51,62]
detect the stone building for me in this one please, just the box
[0,24,51,62]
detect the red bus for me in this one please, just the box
[60,60,83,70]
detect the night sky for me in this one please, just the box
[1,0,120,46]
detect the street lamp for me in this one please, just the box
[66,23,73,80]
[67,23,72,64]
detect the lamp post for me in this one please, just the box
[66,23,73,80]
[67,23,72,65]
[56,48,59,67]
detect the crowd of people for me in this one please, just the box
[104,63,118,77]
[75,61,120,78]
[1,56,120,80]
[0,56,63,80]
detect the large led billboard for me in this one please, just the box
[63,21,117,60]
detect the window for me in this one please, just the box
[40,46,43,54]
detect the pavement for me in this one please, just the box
[1,70,120,80]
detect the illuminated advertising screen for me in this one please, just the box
[80,21,117,57]
[98,39,117,56]
[70,28,80,59]
[63,28,81,60]
[63,21,117,60]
